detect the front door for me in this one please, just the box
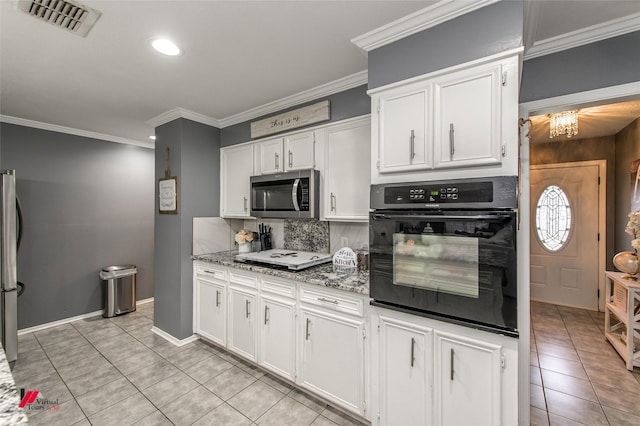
[530,162,600,310]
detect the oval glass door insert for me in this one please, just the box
[535,185,572,251]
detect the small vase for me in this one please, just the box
[238,242,252,254]
[613,251,639,280]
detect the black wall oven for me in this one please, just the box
[369,176,518,336]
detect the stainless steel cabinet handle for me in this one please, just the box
[318,297,338,304]
[288,151,293,168]
[264,305,269,325]
[243,196,248,212]
[275,152,279,170]
[216,290,220,307]
[305,318,311,340]
[449,123,455,158]
[450,348,455,381]
[330,193,336,212]
[245,300,250,318]
[410,129,416,161]
[410,338,416,367]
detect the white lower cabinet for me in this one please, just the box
[377,314,432,426]
[434,332,502,426]
[259,291,296,381]
[227,271,259,362]
[299,306,364,415]
[194,264,227,346]
[371,306,518,426]
[227,286,258,362]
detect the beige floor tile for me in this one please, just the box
[160,385,224,426]
[257,396,320,426]
[540,369,598,402]
[530,407,549,426]
[544,388,608,425]
[203,365,257,401]
[227,380,285,421]
[538,353,588,380]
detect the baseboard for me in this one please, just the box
[151,326,198,347]
[18,309,103,335]
[18,297,155,335]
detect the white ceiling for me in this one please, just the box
[1,0,639,147]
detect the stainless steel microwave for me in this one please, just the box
[250,169,319,219]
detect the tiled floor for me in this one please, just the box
[13,300,640,426]
[530,301,640,426]
[12,302,367,426]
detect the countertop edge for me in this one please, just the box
[192,252,370,296]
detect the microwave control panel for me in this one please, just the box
[383,181,493,204]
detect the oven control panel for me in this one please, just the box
[383,181,493,204]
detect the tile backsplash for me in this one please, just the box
[284,219,329,253]
[194,217,369,255]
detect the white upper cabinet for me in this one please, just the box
[257,138,285,174]
[370,50,520,184]
[377,88,431,173]
[255,130,316,175]
[221,143,254,218]
[285,131,316,171]
[433,62,502,169]
[324,117,370,222]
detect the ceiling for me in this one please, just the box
[529,99,640,144]
[1,0,640,147]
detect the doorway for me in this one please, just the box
[530,161,604,310]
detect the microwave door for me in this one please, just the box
[291,179,301,211]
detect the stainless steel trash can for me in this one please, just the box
[100,265,137,318]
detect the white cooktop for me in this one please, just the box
[234,249,333,271]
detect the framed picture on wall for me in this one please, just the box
[159,177,178,214]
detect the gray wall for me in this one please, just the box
[520,31,640,103]
[367,1,524,89]
[154,118,220,340]
[614,118,640,253]
[221,85,370,147]
[0,123,155,329]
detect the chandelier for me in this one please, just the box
[549,110,579,139]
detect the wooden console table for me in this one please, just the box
[604,271,640,371]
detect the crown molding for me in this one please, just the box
[524,12,640,60]
[351,0,499,52]
[217,70,368,128]
[0,115,153,149]
[146,107,221,129]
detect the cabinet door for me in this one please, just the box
[300,307,363,415]
[259,295,296,381]
[378,316,432,426]
[257,138,284,175]
[227,287,258,362]
[221,144,253,217]
[285,131,315,170]
[325,119,370,221]
[434,331,502,426]
[434,64,502,169]
[195,278,226,346]
[378,89,431,173]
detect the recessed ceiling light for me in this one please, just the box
[151,39,182,56]
[149,135,157,140]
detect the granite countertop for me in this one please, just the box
[0,344,29,424]
[193,251,370,295]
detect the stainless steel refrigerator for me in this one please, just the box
[1,170,21,364]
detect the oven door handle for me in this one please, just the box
[371,213,513,222]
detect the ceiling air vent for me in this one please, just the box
[17,0,101,37]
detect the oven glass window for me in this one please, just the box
[535,185,572,251]
[393,233,479,298]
